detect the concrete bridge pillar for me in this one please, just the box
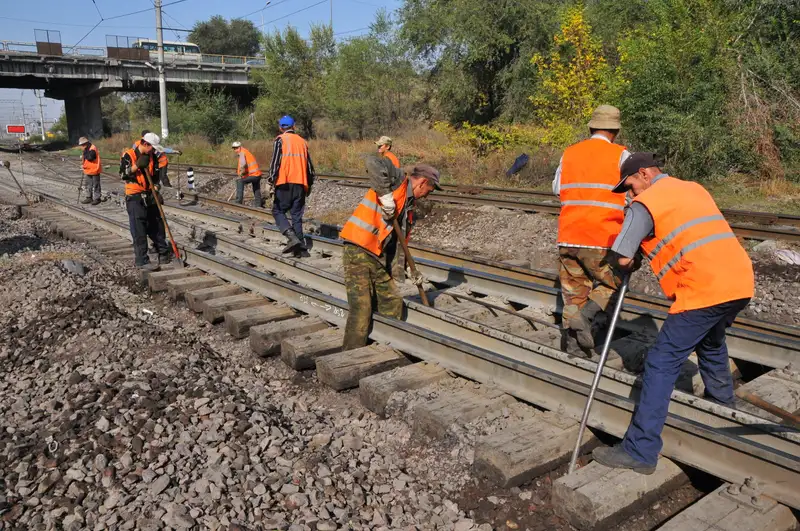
[65,96,103,145]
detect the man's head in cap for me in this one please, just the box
[588,104,621,142]
[139,132,163,155]
[407,163,442,199]
[375,135,393,155]
[78,136,89,147]
[613,152,662,197]
[279,115,295,132]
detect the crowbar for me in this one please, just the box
[2,160,31,205]
[392,217,430,307]
[568,274,631,474]
[142,166,182,265]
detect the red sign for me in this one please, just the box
[6,125,26,134]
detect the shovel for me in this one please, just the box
[392,218,430,307]
[567,274,631,474]
[142,166,182,266]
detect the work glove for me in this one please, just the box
[379,192,396,221]
[406,267,425,287]
[121,162,136,182]
[136,155,150,171]
[632,252,644,272]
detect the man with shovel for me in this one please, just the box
[120,132,171,271]
[339,156,441,350]
[591,152,754,474]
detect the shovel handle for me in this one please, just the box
[736,389,800,429]
[391,217,430,307]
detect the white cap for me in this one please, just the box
[231,141,242,148]
[141,132,164,152]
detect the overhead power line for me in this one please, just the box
[261,0,328,27]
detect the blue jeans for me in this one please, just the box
[622,298,750,466]
[272,183,306,237]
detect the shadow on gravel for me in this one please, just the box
[0,235,44,256]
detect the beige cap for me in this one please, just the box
[78,136,89,145]
[231,141,242,148]
[588,105,621,130]
[374,135,392,147]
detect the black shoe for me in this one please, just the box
[137,262,160,272]
[80,197,92,204]
[282,229,302,254]
[592,445,656,475]
[158,253,173,265]
[91,198,101,205]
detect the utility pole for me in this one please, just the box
[35,91,46,141]
[330,0,333,29]
[155,0,169,140]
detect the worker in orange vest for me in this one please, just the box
[339,157,441,350]
[553,105,631,354]
[120,132,171,271]
[78,137,102,205]
[232,141,263,208]
[375,136,400,168]
[135,130,176,187]
[267,115,316,254]
[591,152,754,475]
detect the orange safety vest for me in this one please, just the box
[157,151,168,169]
[275,133,309,190]
[634,176,754,314]
[340,178,410,256]
[82,144,101,176]
[557,138,627,248]
[383,151,400,168]
[122,148,155,196]
[237,147,262,178]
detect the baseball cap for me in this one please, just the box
[279,115,295,128]
[612,152,661,193]
[141,132,164,152]
[78,136,89,146]
[409,164,442,190]
[375,135,393,147]
[231,141,242,149]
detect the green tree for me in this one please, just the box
[189,15,261,57]
[50,110,68,139]
[101,93,131,136]
[252,25,335,138]
[168,85,237,144]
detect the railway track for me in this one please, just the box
[1,156,799,525]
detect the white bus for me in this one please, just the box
[132,39,202,63]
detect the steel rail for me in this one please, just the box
[20,191,800,510]
[168,194,800,367]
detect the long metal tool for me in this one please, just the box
[142,166,182,264]
[568,274,631,474]
[2,161,31,205]
[392,217,430,307]
[736,389,800,430]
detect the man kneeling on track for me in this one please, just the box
[120,132,171,271]
[339,156,441,350]
[591,152,754,475]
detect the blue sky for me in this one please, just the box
[1,0,401,126]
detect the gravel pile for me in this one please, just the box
[0,207,508,530]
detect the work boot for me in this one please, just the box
[562,332,593,359]
[568,300,603,350]
[137,262,160,272]
[91,198,101,206]
[158,253,173,266]
[592,445,656,475]
[282,229,302,254]
[80,197,92,204]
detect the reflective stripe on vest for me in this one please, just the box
[82,145,101,176]
[237,148,262,177]
[634,176,754,313]
[339,179,410,256]
[276,133,309,190]
[557,138,627,248]
[122,148,155,196]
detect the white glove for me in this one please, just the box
[406,267,425,286]
[379,192,396,220]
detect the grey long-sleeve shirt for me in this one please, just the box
[610,174,669,258]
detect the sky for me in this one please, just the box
[0,0,401,129]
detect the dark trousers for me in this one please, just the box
[272,183,306,237]
[622,297,750,466]
[126,195,169,266]
[236,176,262,206]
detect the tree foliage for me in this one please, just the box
[189,15,261,57]
[101,94,131,136]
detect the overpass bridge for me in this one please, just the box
[0,36,261,143]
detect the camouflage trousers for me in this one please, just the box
[342,244,403,351]
[558,247,623,325]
